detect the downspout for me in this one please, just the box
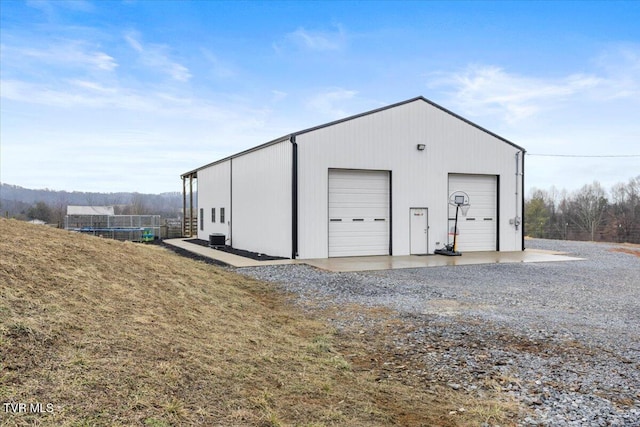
[388,171,393,255]
[521,150,526,250]
[229,158,233,247]
[515,152,521,234]
[291,136,298,259]
[514,151,524,249]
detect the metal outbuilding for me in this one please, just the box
[67,205,115,216]
[181,96,525,259]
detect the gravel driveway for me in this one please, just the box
[240,239,640,426]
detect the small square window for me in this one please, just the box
[211,208,216,223]
[220,207,225,224]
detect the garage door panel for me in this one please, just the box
[329,169,390,257]
[329,199,388,208]
[329,211,388,219]
[449,174,497,252]
[329,222,388,233]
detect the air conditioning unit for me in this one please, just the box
[209,233,225,247]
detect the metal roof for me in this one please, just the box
[181,96,525,177]
[66,206,115,215]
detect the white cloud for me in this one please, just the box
[0,75,277,137]
[306,88,358,118]
[428,65,603,123]
[271,90,288,103]
[0,80,280,192]
[201,49,236,78]
[591,44,640,99]
[70,79,117,93]
[276,24,347,53]
[427,46,640,124]
[124,31,191,82]
[124,32,143,52]
[1,79,146,110]
[2,41,118,72]
[26,0,95,15]
[90,51,118,71]
[424,47,640,193]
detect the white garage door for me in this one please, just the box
[329,169,390,257]
[448,174,497,252]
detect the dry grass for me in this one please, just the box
[1,219,519,426]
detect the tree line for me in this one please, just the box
[525,176,640,243]
[1,184,184,227]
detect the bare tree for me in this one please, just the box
[51,193,69,228]
[570,181,608,241]
[607,176,640,242]
[554,192,571,240]
[129,193,148,215]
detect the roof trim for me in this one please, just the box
[181,95,525,177]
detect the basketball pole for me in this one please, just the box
[435,191,467,257]
[452,203,460,253]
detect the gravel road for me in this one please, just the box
[239,239,640,426]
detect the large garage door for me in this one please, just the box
[329,169,390,257]
[448,174,497,252]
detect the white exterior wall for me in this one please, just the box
[231,140,292,258]
[197,160,231,242]
[296,99,523,259]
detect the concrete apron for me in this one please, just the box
[164,238,583,272]
[303,250,583,272]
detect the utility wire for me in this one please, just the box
[527,153,640,158]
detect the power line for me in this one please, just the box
[527,153,640,158]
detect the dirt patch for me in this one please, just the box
[610,247,640,258]
[421,299,495,316]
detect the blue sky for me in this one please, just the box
[1,0,638,195]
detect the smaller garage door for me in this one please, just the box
[329,169,390,257]
[448,174,497,252]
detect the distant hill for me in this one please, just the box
[0,183,185,221]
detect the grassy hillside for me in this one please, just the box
[0,219,515,426]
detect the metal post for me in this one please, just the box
[182,176,187,237]
[452,204,460,253]
[189,174,194,237]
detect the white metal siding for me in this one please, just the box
[328,169,390,257]
[197,160,231,242]
[296,99,523,258]
[231,140,292,258]
[448,174,497,251]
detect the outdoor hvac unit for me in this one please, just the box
[209,233,225,247]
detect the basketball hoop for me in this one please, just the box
[449,190,471,217]
[449,191,470,208]
[436,191,471,257]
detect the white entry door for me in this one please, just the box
[328,169,390,257]
[410,208,428,254]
